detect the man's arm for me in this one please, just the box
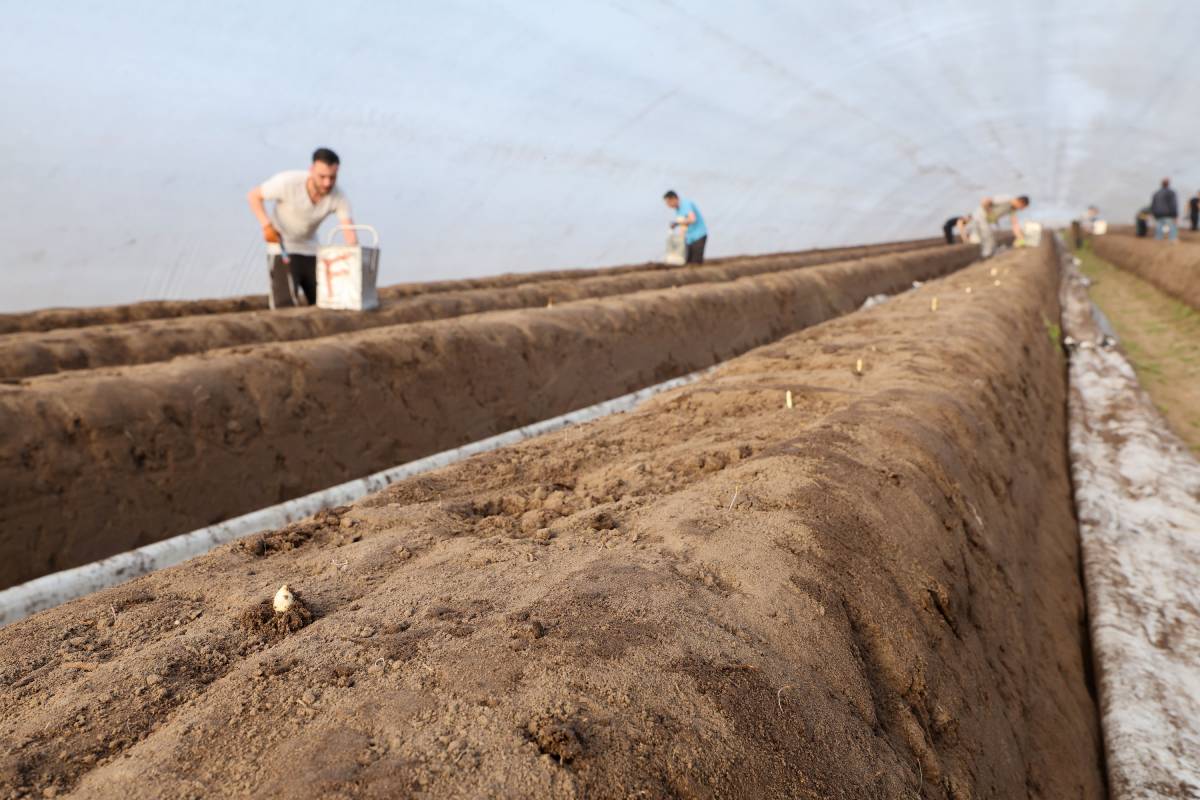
[246,186,281,242]
[337,214,358,245]
[335,196,358,245]
[672,206,697,228]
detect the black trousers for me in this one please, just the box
[1191,214,1198,232]
[943,217,961,245]
[685,235,707,265]
[268,254,317,308]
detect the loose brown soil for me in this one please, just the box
[1076,244,1200,452]
[0,240,949,380]
[0,238,941,336]
[1093,234,1200,310]
[0,242,1103,798]
[0,246,975,588]
[238,591,314,643]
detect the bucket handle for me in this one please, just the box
[323,224,379,247]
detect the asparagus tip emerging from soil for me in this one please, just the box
[273,584,295,614]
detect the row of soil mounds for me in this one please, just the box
[0,242,1104,798]
[1092,233,1200,310]
[0,238,948,380]
[0,238,942,336]
[0,245,976,588]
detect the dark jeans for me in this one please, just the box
[268,254,317,308]
[943,217,961,245]
[685,236,707,265]
[1191,214,1198,232]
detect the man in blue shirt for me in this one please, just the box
[664,190,708,264]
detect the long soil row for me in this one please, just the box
[0,241,1104,798]
[0,238,941,336]
[0,239,950,380]
[1091,234,1200,310]
[0,245,976,588]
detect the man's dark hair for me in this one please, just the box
[313,148,340,166]
[1017,195,1031,205]
[663,190,678,200]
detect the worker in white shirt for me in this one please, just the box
[966,195,1030,258]
[247,148,357,308]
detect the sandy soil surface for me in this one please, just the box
[0,239,942,336]
[1075,244,1200,453]
[0,242,1104,798]
[0,246,975,589]
[1093,234,1200,310]
[0,240,952,380]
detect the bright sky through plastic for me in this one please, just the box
[3,0,1199,310]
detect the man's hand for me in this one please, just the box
[247,186,281,246]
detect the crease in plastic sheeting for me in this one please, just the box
[1056,235,1200,797]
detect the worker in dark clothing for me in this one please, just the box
[1136,208,1151,237]
[1189,192,1199,232]
[1150,178,1178,241]
[942,216,967,245]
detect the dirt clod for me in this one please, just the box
[526,713,583,763]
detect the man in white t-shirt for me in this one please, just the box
[965,194,1030,258]
[247,148,357,307]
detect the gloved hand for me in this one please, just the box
[262,223,282,244]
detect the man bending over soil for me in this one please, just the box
[966,194,1030,258]
[247,148,357,308]
[664,190,709,264]
[943,215,968,245]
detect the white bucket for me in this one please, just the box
[1022,221,1043,247]
[317,225,380,310]
[664,230,686,265]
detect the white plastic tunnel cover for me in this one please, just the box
[4,2,1200,311]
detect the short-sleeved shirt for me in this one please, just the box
[674,198,709,244]
[982,196,1017,224]
[260,170,352,255]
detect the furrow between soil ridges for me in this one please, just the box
[1090,234,1200,311]
[0,239,951,380]
[0,246,975,588]
[0,238,942,336]
[0,241,1103,798]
